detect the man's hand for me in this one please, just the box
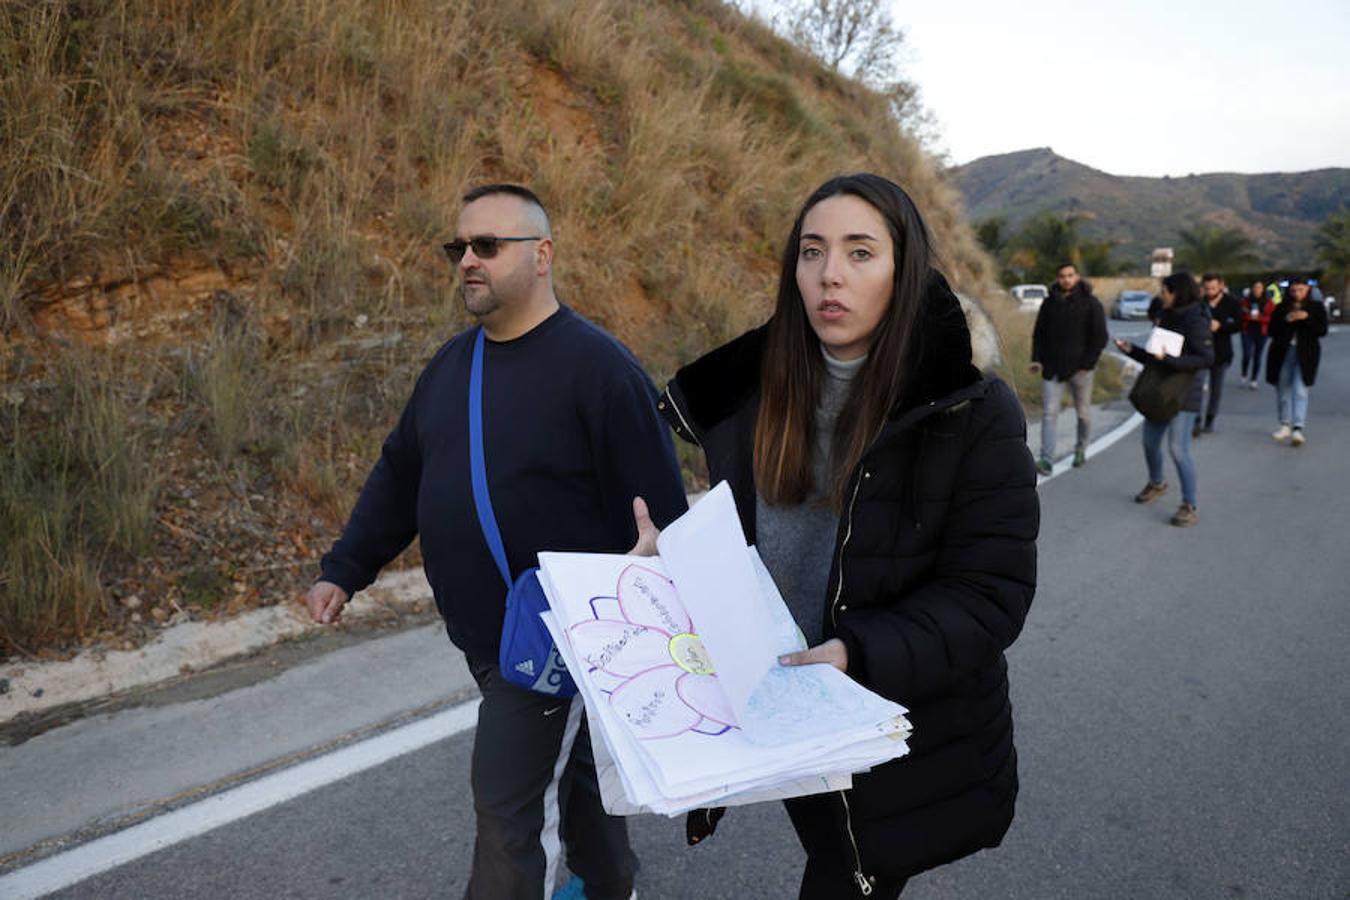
[1288,309,1309,322]
[779,638,848,672]
[1114,338,1132,353]
[1210,319,1221,332]
[305,580,350,624]
[627,496,660,556]
[1028,361,1043,375]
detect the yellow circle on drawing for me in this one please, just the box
[668,633,715,676]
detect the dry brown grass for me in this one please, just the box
[1,0,1003,656]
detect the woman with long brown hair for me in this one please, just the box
[651,173,1040,897]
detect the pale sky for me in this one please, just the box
[894,0,1350,176]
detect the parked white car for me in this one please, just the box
[1011,284,1048,312]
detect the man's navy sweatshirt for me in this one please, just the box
[320,306,689,664]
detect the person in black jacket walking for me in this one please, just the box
[1240,279,1275,389]
[304,185,688,900]
[649,174,1039,898]
[1198,273,1244,433]
[1029,263,1108,473]
[1266,276,1329,446]
[1114,272,1215,526]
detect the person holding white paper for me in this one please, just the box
[1114,272,1215,526]
[650,174,1040,897]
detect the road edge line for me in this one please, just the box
[1038,410,1143,484]
[0,698,481,899]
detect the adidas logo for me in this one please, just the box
[514,659,535,676]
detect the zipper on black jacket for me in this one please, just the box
[911,424,929,532]
[829,469,865,628]
[840,791,873,895]
[658,386,700,446]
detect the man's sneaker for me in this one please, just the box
[1291,428,1306,447]
[1170,503,1199,527]
[1036,459,1053,476]
[1272,424,1292,442]
[1134,481,1168,504]
[1249,380,1259,390]
[1073,448,1087,468]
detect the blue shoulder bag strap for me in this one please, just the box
[468,327,512,588]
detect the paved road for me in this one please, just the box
[6,330,1347,899]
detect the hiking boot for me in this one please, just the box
[1291,428,1306,447]
[1272,424,1292,442]
[1036,459,1053,476]
[1073,448,1087,468]
[1170,503,1199,527]
[1134,481,1168,504]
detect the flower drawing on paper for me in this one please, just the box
[567,564,736,740]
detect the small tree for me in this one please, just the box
[776,0,904,86]
[1079,239,1127,277]
[1314,206,1350,302]
[1176,225,1258,273]
[974,217,1009,256]
[1013,213,1084,284]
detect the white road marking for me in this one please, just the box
[1038,410,1144,484]
[0,403,1152,898]
[0,699,481,900]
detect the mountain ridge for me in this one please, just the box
[950,147,1350,269]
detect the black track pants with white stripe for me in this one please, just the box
[465,660,638,900]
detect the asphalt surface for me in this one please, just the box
[8,327,1348,899]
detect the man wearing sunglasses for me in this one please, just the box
[304,184,688,899]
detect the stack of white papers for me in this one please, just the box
[537,482,912,817]
[1145,325,1185,357]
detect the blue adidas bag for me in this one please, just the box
[468,328,577,698]
[499,569,576,696]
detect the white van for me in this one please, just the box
[1011,284,1048,312]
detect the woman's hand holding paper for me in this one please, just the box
[778,638,848,672]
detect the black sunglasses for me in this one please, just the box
[442,236,543,264]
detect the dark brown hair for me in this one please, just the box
[1162,271,1200,308]
[754,173,933,510]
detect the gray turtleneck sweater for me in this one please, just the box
[755,348,865,646]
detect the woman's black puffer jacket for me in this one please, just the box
[1126,301,1215,412]
[658,274,1040,882]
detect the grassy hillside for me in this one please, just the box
[952,148,1350,270]
[0,0,995,657]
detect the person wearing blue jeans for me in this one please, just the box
[1275,350,1309,437]
[1239,280,1274,388]
[1115,272,1214,527]
[1266,277,1328,447]
[1142,411,1198,510]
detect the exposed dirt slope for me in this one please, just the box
[0,0,994,659]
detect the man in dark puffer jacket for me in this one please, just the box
[1029,264,1108,473]
[659,274,1039,890]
